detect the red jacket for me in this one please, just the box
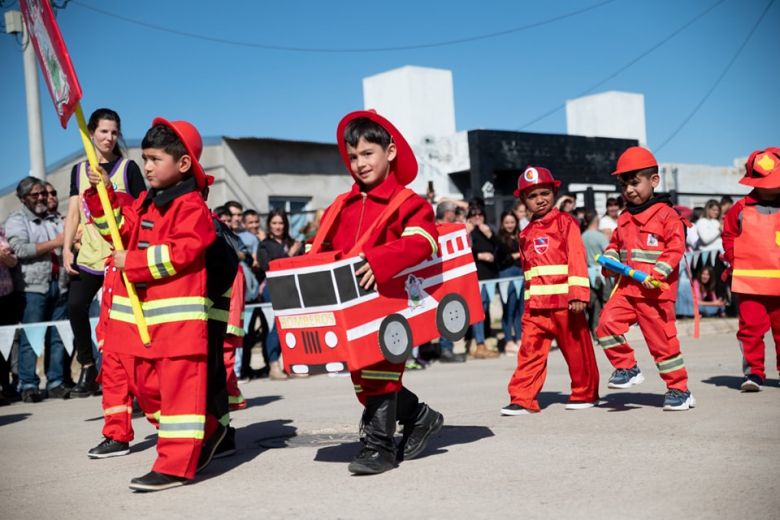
[603,201,684,301]
[318,174,437,285]
[519,208,589,310]
[84,177,216,358]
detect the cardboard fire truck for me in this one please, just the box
[266,223,484,375]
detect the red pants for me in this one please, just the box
[507,308,599,412]
[737,293,780,381]
[100,352,138,443]
[596,294,687,391]
[351,360,404,406]
[134,355,207,480]
[223,337,245,409]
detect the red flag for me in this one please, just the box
[20,0,82,128]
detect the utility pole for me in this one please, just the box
[5,9,46,179]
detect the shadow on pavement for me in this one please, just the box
[197,419,297,482]
[129,434,158,454]
[0,413,31,427]
[599,392,662,412]
[701,375,743,390]
[243,395,283,408]
[313,424,494,463]
[537,391,569,409]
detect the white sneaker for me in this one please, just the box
[740,376,762,392]
[565,401,598,410]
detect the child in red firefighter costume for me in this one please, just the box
[309,110,444,475]
[722,147,780,392]
[222,264,246,411]
[501,166,599,415]
[83,118,216,491]
[88,257,138,458]
[596,146,695,411]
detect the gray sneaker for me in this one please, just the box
[608,365,645,389]
[663,389,696,411]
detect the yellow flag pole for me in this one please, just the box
[74,103,151,346]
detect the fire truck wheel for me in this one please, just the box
[378,314,413,364]
[437,294,470,341]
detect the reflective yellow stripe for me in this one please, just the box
[158,414,205,440]
[110,295,208,326]
[657,355,685,374]
[524,264,568,280]
[353,385,363,393]
[630,249,662,264]
[654,261,674,277]
[147,245,176,279]
[401,226,438,256]
[361,370,401,381]
[208,308,230,322]
[93,214,124,236]
[226,325,244,337]
[104,405,131,416]
[598,335,626,349]
[603,249,619,260]
[568,276,589,288]
[145,410,161,422]
[228,395,245,404]
[733,269,780,279]
[527,284,569,296]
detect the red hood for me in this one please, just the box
[336,110,417,186]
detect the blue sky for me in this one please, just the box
[0,0,777,190]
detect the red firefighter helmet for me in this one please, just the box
[513,166,561,197]
[151,117,207,190]
[740,147,780,188]
[612,146,658,176]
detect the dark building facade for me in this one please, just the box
[449,130,638,218]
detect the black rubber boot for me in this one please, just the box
[396,387,443,461]
[70,364,98,398]
[348,393,398,475]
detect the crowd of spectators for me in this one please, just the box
[0,169,736,404]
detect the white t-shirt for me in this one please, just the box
[695,218,723,251]
[599,215,618,233]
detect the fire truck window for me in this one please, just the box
[299,271,338,307]
[353,261,373,297]
[334,265,358,302]
[267,275,301,310]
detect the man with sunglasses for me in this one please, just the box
[4,177,68,402]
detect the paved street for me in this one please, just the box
[1,325,778,519]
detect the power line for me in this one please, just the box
[655,0,775,152]
[516,0,727,131]
[71,0,617,53]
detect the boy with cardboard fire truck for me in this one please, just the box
[501,166,600,415]
[596,147,695,411]
[83,118,215,491]
[307,110,444,475]
[722,147,780,392]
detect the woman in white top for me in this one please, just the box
[694,199,723,251]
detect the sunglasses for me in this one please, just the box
[26,191,46,199]
[47,190,57,197]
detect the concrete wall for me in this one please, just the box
[659,162,750,208]
[0,137,354,226]
[566,91,647,146]
[363,65,457,147]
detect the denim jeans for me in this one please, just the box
[18,281,68,390]
[262,286,281,363]
[470,285,491,344]
[499,266,524,342]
